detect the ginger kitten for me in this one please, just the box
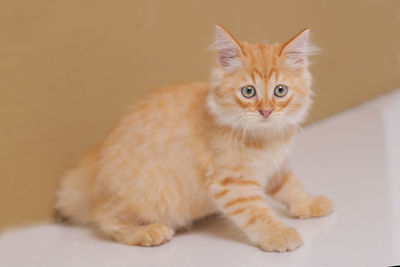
[55,25,333,252]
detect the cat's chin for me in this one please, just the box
[253,119,298,136]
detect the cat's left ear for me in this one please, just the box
[280,28,313,71]
[215,25,244,72]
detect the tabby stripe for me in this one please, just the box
[214,189,229,198]
[220,177,261,187]
[268,172,290,195]
[227,207,247,216]
[276,94,294,109]
[224,196,264,208]
[244,215,258,228]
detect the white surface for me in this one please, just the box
[1,90,400,267]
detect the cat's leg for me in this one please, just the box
[97,220,174,246]
[91,203,174,246]
[209,177,302,252]
[266,169,333,219]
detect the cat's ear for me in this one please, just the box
[215,25,244,71]
[280,28,315,71]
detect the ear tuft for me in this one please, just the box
[281,29,318,71]
[214,25,244,71]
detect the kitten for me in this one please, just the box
[55,25,333,252]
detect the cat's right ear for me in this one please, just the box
[215,25,244,71]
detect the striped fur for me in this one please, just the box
[55,25,333,252]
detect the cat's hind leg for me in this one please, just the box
[91,205,174,246]
[267,170,333,219]
[96,219,174,246]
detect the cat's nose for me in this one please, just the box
[258,109,273,118]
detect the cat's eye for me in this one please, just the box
[274,84,288,97]
[241,86,256,98]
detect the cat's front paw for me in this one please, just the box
[259,226,303,252]
[290,196,333,219]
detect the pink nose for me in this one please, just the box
[258,109,272,118]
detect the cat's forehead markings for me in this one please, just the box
[246,73,255,85]
[253,72,265,99]
[276,72,285,83]
[268,69,277,80]
[267,71,278,95]
[249,71,256,83]
[255,48,268,79]
[252,68,263,81]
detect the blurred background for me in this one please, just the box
[0,0,399,231]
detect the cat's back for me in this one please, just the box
[100,81,210,169]
[134,81,209,119]
[105,81,208,140]
[129,81,207,133]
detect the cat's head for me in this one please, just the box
[207,25,316,138]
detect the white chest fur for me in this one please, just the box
[244,141,292,186]
[211,137,292,187]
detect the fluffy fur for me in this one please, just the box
[55,25,333,252]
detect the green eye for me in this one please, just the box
[241,86,256,98]
[274,85,288,97]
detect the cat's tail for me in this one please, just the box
[55,146,99,225]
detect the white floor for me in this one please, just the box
[1,90,400,267]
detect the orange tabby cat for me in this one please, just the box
[55,25,333,252]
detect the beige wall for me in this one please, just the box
[1,0,399,231]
